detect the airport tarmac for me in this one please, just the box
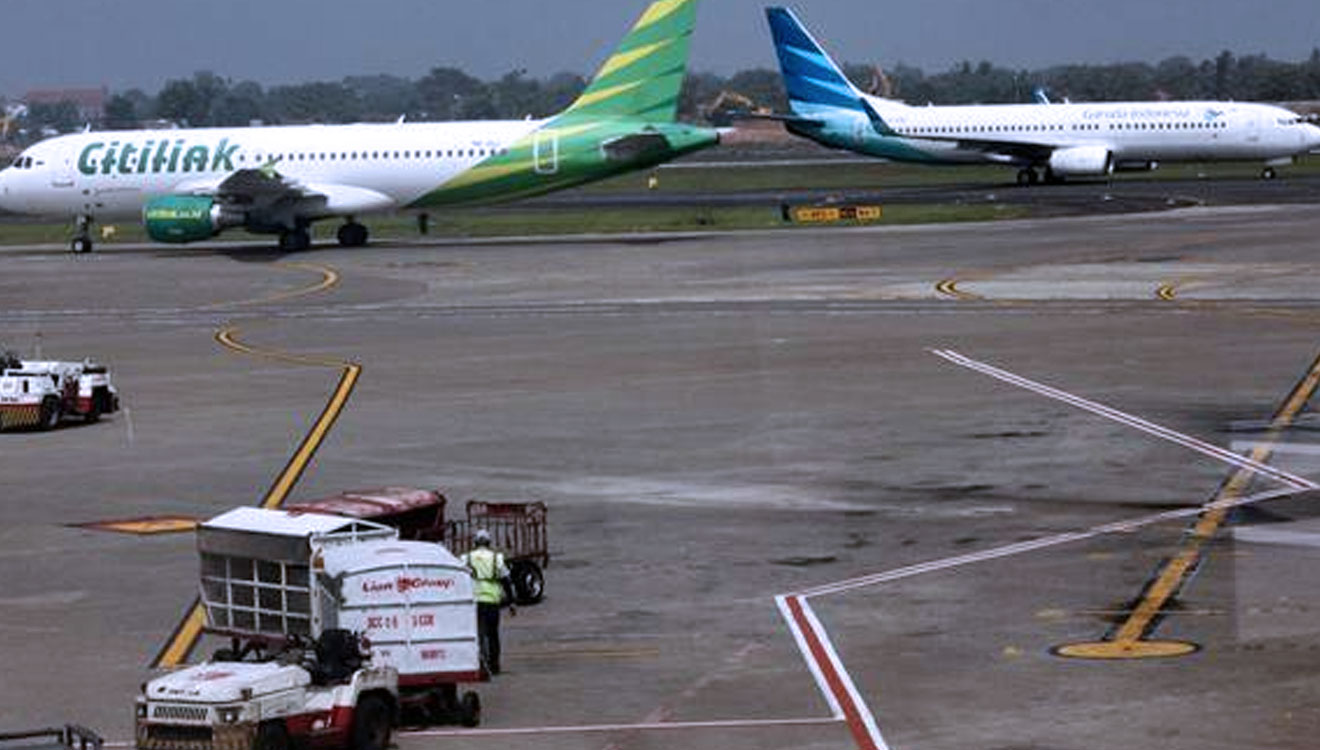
[4,203,1320,749]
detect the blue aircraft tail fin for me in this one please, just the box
[766,7,865,114]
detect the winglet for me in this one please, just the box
[557,0,699,121]
[765,6,866,114]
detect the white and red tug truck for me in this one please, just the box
[0,351,119,430]
[135,507,482,750]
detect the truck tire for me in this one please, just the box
[254,721,289,750]
[459,691,481,728]
[39,397,61,430]
[352,693,392,750]
[511,560,544,604]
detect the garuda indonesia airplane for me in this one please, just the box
[766,7,1320,185]
[0,0,718,253]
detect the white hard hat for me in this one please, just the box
[473,528,491,545]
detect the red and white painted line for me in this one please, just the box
[767,351,1318,750]
[777,594,889,750]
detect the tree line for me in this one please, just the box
[15,49,1320,134]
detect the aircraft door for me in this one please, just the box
[51,155,74,188]
[533,131,558,174]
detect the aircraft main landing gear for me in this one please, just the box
[279,226,311,251]
[1015,168,1039,186]
[337,221,369,247]
[1261,166,1278,180]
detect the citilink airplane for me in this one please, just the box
[0,0,718,253]
[766,7,1320,185]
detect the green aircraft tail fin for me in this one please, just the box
[556,0,699,122]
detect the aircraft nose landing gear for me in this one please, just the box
[70,214,94,253]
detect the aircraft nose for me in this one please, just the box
[0,170,14,215]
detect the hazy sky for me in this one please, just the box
[3,0,1318,98]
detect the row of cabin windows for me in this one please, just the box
[898,120,1229,136]
[235,146,510,164]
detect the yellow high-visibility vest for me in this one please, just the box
[463,547,507,604]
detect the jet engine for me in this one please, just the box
[1047,145,1114,177]
[142,195,243,243]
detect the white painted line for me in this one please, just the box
[795,485,1307,600]
[798,597,889,750]
[777,594,889,750]
[401,716,843,737]
[930,349,1318,490]
[776,595,844,719]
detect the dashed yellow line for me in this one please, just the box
[1057,349,1320,659]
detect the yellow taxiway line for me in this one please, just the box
[152,265,360,669]
[1056,349,1320,659]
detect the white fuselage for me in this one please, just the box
[0,120,543,219]
[806,97,1320,169]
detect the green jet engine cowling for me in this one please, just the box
[142,195,241,243]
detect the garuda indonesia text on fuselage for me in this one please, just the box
[0,0,719,253]
[766,7,1320,185]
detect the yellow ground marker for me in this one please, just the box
[1155,282,1179,301]
[935,278,983,300]
[1056,350,1320,659]
[72,516,199,535]
[153,265,360,669]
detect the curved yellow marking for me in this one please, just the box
[214,326,362,508]
[1155,282,1178,301]
[1056,350,1320,660]
[198,262,340,311]
[154,263,356,668]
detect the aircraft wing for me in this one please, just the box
[170,168,394,217]
[927,135,1055,164]
[858,97,1056,164]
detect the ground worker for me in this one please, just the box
[461,528,514,674]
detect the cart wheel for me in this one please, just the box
[352,693,393,750]
[425,685,458,724]
[254,722,289,750]
[459,691,481,727]
[512,561,544,605]
[39,396,61,430]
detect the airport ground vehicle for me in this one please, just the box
[0,726,102,750]
[285,488,549,605]
[0,352,119,430]
[135,508,482,750]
